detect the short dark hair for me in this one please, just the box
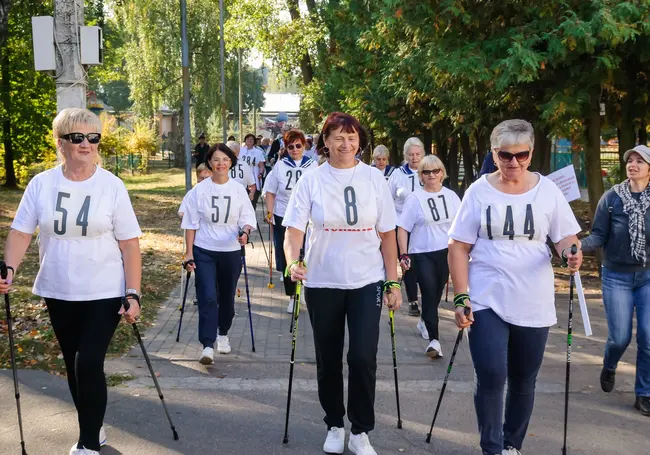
[316,112,368,156]
[227,135,236,141]
[244,133,256,143]
[205,143,237,170]
[283,129,306,146]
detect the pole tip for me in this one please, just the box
[283,437,289,444]
[425,434,431,443]
[173,428,179,440]
[268,283,275,289]
[397,421,402,429]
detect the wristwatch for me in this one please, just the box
[125,288,141,299]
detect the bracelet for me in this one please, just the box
[383,280,401,292]
[453,292,470,308]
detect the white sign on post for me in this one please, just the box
[547,164,581,202]
[547,164,592,336]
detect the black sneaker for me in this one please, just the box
[635,396,650,417]
[600,366,616,393]
[408,302,420,317]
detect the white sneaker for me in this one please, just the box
[217,335,231,354]
[348,432,377,455]
[502,448,521,455]
[426,339,443,358]
[69,444,100,455]
[322,427,345,454]
[417,319,429,339]
[286,297,295,314]
[199,347,214,365]
[99,426,107,446]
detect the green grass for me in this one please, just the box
[0,168,188,373]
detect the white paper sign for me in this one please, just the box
[547,164,581,202]
[573,272,592,337]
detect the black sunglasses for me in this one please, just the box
[61,133,102,144]
[422,169,442,176]
[497,150,530,163]
[286,143,303,151]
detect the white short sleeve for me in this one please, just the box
[375,172,397,233]
[181,188,200,230]
[263,168,279,196]
[256,149,266,163]
[448,184,481,244]
[282,176,311,233]
[178,191,191,217]
[547,182,581,243]
[11,179,39,234]
[112,183,142,240]
[243,165,255,187]
[396,194,419,233]
[238,185,258,230]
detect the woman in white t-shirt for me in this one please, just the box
[371,144,395,181]
[388,137,424,317]
[283,112,401,455]
[448,119,583,455]
[397,155,460,358]
[182,143,256,365]
[0,108,142,455]
[225,140,256,200]
[263,129,318,313]
[239,134,267,208]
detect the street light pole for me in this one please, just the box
[180,0,192,192]
[219,0,227,143]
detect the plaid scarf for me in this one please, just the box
[613,180,650,265]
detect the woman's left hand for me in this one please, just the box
[566,247,583,273]
[119,298,140,324]
[238,232,249,246]
[383,287,402,311]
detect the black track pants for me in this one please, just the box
[411,249,449,340]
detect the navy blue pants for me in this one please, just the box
[193,245,242,348]
[468,308,549,454]
[273,214,296,296]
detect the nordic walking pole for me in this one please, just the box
[175,264,192,342]
[240,242,256,352]
[268,222,275,289]
[388,309,403,429]
[122,297,179,441]
[282,248,304,444]
[562,244,578,455]
[444,276,450,302]
[256,221,270,265]
[426,305,471,443]
[1,261,28,455]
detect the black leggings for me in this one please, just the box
[273,214,296,296]
[396,230,418,302]
[412,249,449,340]
[45,297,122,451]
[305,281,383,434]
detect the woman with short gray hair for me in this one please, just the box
[388,137,425,316]
[371,145,395,180]
[448,119,583,455]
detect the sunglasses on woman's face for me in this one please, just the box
[286,143,303,151]
[61,133,102,144]
[497,150,530,163]
[421,168,442,175]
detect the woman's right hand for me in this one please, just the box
[0,269,13,294]
[184,258,196,273]
[454,303,474,329]
[265,211,273,225]
[399,257,411,271]
[289,262,307,282]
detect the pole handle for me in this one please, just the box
[0,261,6,279]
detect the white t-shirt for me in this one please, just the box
[388,165,424,215]
[11,166,142,301]
[397,187,461,254]
[178,190,192,218]
[239,146,266,189]
[448,174,580,327]
[229,161,256,190]
[181,178,257,252]
[283,161,397,289]
[263,156,318,218]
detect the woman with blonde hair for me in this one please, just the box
[397,155,460,357]
[1,108,142,455]
[371,145,395,180]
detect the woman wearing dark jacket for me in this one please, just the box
[581,145,650,417]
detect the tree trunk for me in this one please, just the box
[639,116,647,146]
[286,0,314,86]
[618,91,636,179]
[585,93,604,217]
[460,131,473,193]
[532,126,552,175]
[1,47,15,188]
[391,137,399,167]
[447,135,460,193]
[304,0,328,72]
